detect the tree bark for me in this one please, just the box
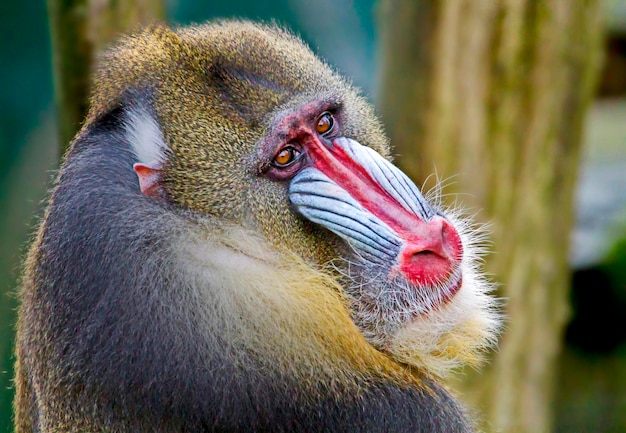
[378,1,603,432]
[48,0,165,155]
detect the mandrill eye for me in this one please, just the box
[273,146,301,167]
[315,112,334,136]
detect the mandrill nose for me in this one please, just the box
[289,136,465,290]
[397,216,463,287]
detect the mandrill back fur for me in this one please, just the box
[14,20,499,432]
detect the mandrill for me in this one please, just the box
[14,20,499,433]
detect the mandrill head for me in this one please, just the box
[86,20,499,378]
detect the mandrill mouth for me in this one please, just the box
[289,137,464,320]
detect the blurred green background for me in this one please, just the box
[1,1,625,432]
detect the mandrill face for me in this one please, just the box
[263,104,464,333]
[95,21,498,376]
[252,100,494,375]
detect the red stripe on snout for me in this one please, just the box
[306,139,417,236]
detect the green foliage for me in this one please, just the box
[602,226,626,294]
[0,2,52,188]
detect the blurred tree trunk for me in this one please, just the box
[378,1,603,432]
[48,0,165,155]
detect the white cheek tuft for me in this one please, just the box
[124,107,168,164]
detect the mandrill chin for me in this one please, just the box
[14,20,500,433]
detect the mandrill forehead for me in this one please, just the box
[88,21,337,128]
[87,21,389,155]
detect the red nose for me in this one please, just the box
[397,216,463,286]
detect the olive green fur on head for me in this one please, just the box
[85,21,389,261]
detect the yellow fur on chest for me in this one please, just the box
[173,218,417,387]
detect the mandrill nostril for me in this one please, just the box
[400,249,455,287]
[397,216,464,287]
[413,250,434,256]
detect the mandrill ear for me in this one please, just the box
[133,162,164,198]
[82,89,169,199]
[121,96,169,199]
